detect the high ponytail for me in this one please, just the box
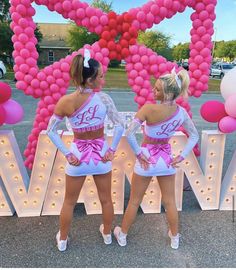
[70,54,84,88]
[69,54,100,88]
[177,69,190,98]
[159,68,190,101]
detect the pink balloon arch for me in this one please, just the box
[10,0,217,168]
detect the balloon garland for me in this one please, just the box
[10,0,217,168]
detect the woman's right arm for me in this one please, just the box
[46,98,80,165]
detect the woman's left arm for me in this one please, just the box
[180,109,199,159]
[171,108,199,167]
[99,92,125,154]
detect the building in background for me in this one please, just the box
[38,23,71,66]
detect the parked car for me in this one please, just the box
[210,63,234,79]
[176,61,189,71]
[0,60,6,79]
[181,62,189,71]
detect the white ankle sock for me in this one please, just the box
[120,230,127,237]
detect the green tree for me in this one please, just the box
[0,22,13,55]
[34,24,44,53]
[172,42,190,61]
[66,0,113,51]
[0,0,10,22]
[214,40,236,61]
[214,41,226,59]
[67,25,99,52]
[138,30,173,60]
[92,0,112,12]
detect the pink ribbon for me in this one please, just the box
[74,138,105,165]
[143,143,172,167]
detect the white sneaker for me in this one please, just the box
[56,231,68,252]
[168,230,180,249]
[99,224,112,245]
[114,226,127,247]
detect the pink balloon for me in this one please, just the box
[159,63,167,73]
[137,11,146,22]
[0,82,12,103]
[141,55,149,65]
[2,99,24,124]
[200,101,227,123]
[150,64,158,74]
[134,63,143,71]
[193,70,202,79]
[135,76,144,86]
[195,3,205,12]
[149,55,157,65]
[199,10,209,21]
[29,67,38,76]
[25,41,35,51]
[100,15,108,26]
[18,33,29,43]
[219,116,236,133]
[193,19,202,29]
[225,94,236,118]
[129,45,138,55]
[24,74,33,83]
[195,41,204,51]
[193,90,202,98]
[90,16,99,26]
[140,88,149,97]
[19,63,30,73]
[194,55,204,65]
[24,26,34,37]
[129,70,138,79]
[31,79,40,88]
[197,26,207,36]
[137,96,146,106]
[139,70,148,78]
[26,57,36,67]
[139,46,147,56]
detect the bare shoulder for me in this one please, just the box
[54,93,74,116]
[141,103,161,113]
[136,103,157,121]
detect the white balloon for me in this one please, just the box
[220,67,236,100]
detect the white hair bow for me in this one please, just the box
[171,67,182,89]
[83,48,91,68]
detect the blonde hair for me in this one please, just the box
[70,54,100,88]
[159,69,190,101]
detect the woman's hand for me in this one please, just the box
[102,148,115,162]
[170,155,184,168]
[66,153,81,166]
[137,152,150,170]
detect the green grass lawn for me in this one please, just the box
[4,69,221,92]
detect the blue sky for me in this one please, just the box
[33,0,236,46]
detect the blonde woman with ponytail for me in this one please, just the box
[114,68,199,250]
[47,50,124,251]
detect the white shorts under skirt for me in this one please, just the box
[65,140,112,177]
[134,146,176,177]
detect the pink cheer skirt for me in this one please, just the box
[134,143,176,177]
[65,137,112,177]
